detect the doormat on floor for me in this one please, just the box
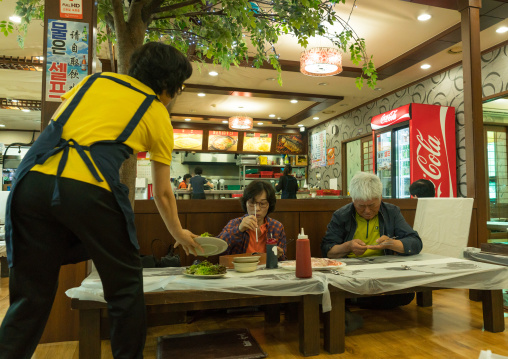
[157,328,267,359]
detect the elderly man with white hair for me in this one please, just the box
[321,171,422,310]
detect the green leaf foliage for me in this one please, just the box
[7,0,376,89]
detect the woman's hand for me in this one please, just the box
[276,246,283,258]
[173,229,203,256]
[239,215,258,232]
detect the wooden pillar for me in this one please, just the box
[38,0,97,343]
[459,0,488,246]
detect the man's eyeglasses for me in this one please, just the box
[177,84,185,95]
[246,200,269,209]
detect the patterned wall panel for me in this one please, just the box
[308,45,508,198]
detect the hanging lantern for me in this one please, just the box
[300,47,343,77]
[229,116,253,130]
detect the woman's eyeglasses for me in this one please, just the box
[247,200,269,209]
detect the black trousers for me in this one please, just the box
[0,172,146,359]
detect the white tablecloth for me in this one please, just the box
[66,253,508,312]
[0,241,6,258]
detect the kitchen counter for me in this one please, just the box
[174,189,244,199]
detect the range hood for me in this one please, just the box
[181,152,237,164]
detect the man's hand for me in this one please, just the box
[366,235,405,253]
[350,238,369,257]
[239,215,258,232]
[173,229,203,256]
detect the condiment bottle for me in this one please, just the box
[296,228,312,278]
[266,234,278,269]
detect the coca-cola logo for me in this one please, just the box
[380,110,398,124]
[416,129,442,181]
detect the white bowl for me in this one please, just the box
[233,256,261,263]
[233,261,259,273]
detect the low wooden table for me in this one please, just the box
[71,290,322,359]
[322,286,505,354]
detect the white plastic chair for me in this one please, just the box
[412,198,474,306]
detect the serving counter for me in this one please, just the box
[173,189,313,199]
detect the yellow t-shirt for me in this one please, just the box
[31,73,174,191]
[348,212,384,258]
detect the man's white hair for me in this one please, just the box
[349,172,383,201]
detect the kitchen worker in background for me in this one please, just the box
[321,171,422,310]
[275,164,299,199]
[178,174,192,189]
[409,178,435,198]
[189,166,213,199]
[218,180,287,259]
[0,42,203,359]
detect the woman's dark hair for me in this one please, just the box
[240,180,276,214]
[409,179,435,198]
[128,42,192,97]
[183,174,192,181]
[283,164,292,176]
[194,167,203,175]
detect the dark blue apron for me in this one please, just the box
[281,176,298,199]
[5,73,156,267]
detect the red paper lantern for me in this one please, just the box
[229,116,253,130]
[300,47,343,77]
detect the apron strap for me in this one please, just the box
[116,95,156,142]
[99,74,153,97]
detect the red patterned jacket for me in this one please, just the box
[218,214,287,260]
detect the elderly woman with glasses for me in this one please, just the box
[218,180,287,259]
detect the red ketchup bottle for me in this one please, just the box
[296,228,312,278]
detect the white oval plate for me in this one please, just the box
[183,272,226,279]
[233,256,261,263]
[194,237,228,256]
[279,259,347,271]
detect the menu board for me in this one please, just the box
[276,134,304,154]
[173,129,203,150]
[311,130,326,168]
[243,133,272,152]
[208,131,239,151]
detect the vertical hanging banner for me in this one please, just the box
[45,19,89,102]
[311,130,327,168]
[60,0,83,19]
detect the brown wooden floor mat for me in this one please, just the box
[157,328,267,359]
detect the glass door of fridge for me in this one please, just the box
[395,127,410,198]
[376,131,392,198]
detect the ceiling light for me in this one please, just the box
[269,114,276,118]
[257,122,263,125]
[222,120,228,124]
[197,93,206,97]
[229,116,253,130]
[447,46,462,55]
[420,64,431,69]
[298,124,304,127]
[22,109,31,112]
[208,71,219,76]
[322,110,336,114]
[318,82,328,86]
[313,117,319,120]
[9,15,21,23]
[418,14,431,21]
[374,88,383,91]
[300,47,343,77]
[0,124,5,127]
[184,118,191,121]
[496,26,508,34]
[266,77,276,81]
[290,99,298,104]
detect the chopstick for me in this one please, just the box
[254,206,258,242]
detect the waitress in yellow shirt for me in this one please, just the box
[0,43,202,359]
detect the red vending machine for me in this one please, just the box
[371,103,456,198]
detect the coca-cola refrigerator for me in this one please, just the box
[371,103,456,198]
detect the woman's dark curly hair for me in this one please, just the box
[128,42,192,97]
[240,180,277,215]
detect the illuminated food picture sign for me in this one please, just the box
[243,133,272,152]
[276,134,304,154]
[173,129,203,150]
[208,131,239,151]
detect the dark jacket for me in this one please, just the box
[275,175,298,199]
[321,202,422,258]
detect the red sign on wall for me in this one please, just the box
[60,0,83,19]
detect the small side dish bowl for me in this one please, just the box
[233,260,260,273]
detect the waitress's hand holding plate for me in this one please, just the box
[173,229,203,256]
[193,237,228,256]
